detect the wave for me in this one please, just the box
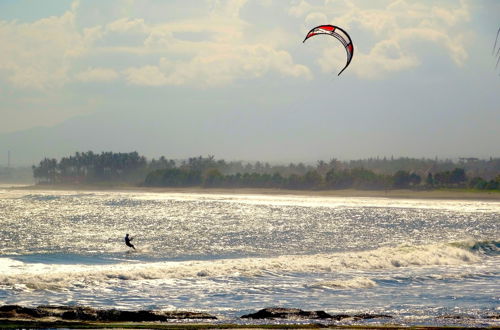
[307,277,377,289]
[20,194,60,201]
[0,241,486,291]
[450,240,499,256]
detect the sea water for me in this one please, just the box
[0,186,498,326]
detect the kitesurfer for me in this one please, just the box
[125,233,136,250]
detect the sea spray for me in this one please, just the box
[307,277,377,289]
[0,242,481,291]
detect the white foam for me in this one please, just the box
[0,243,480,291]
[308,277,377,289]
[0,257,25,270]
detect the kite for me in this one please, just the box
[303,24,354,76]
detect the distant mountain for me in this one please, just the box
[0,110,185,166]
[0,105,253,166]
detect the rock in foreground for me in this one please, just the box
[240,307,392,321]
[0,305,216,322]
[241,307,333,319]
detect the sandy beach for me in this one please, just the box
[10,183,500,201]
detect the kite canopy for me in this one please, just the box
[303,24,354,76]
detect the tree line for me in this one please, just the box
[32,152,500,191]
[145,165,500,190]
[33,151,148,184]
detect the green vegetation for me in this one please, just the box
[32,152,500,191]
[145,165,500,191]
[32,151,148,184]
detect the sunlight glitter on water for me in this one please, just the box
[0,188,498,325]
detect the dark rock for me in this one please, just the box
[96,309,165,322]
[438,315,465,319]
[241,307,333,319]
[90,308,215,321]
[437,314,480,320]
[0,305,22,313]
[0,305,216,322]
[352,313,393,320]
[160,311,217,319]
[62,307,99,321]
[485,314,500,319]
[329,314,351,321]
[240,308,393,321]
[0,305,48,319]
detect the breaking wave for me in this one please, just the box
[0,241,485,291]
[307,277,377,289]
[451,240,499,256]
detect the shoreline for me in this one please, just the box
[0,321,481,330]
[0,321,488,330]
[1,305,497,329]
[6,183,500,201]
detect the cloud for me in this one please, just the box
[105,17,148,34]
[171,44,312,86]
[304,12,328,27]
[343,40,418,79]
[123,43,312,88]
[289,0,313,18]
[294,0,472,79]
[76,67,119,82]
[208,0,248,18]
[123,65,168,86]
[0,4,100,89]
[0,1,472,87]
[0,0,310,89]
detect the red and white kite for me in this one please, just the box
[303,25,354,76]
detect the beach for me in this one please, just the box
[12,183,500,201]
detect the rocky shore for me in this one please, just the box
[0,304,216,322]
[241,308,392,321]
[0,305,498,329]
[0,305,395,322]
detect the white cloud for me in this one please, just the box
[123,43,312,88]
[123,65,168,86]
[132,21,312,87]
[0,0,310,89]
[106,18,148,34]
[343,40,418,79]
[431,2,470,27]
[0,3,101,89]
[76,67,119,82]
[1,1,472,87]
[304,12,328,27]
[395,28,468,66]
[289,0,313,18]
[208,0,248,18]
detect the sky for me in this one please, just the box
[0,0,499,165]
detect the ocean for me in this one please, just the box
[0,186,498,327]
